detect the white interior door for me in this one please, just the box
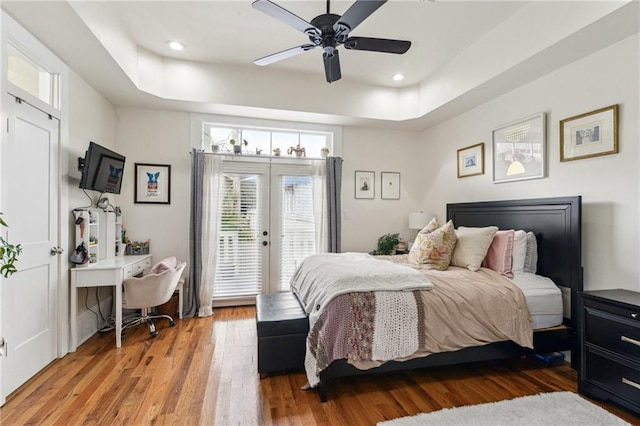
[1,94,59,401]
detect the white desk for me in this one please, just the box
[70,255,152,351]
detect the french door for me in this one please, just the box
[213,161,322,304]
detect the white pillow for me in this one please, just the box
[512,230,527,275]
[451,226,498,271]
[524,231,538,273]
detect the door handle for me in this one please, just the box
[262,241,268,246]
[50,246,64,255]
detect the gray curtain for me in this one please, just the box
[326,156,343,253]
[184,148,204,317]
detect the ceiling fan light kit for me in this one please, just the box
[252,0,411,83]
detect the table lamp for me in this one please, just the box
[409,212,435,248]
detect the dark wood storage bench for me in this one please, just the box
[256,292,309,377]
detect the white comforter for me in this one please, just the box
[290,252,433,322]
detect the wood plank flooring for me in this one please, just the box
[1,306,639,425]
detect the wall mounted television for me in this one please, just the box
[78,142,126,194]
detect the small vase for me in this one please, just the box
[233,145,242,154]
[211,144,219,153]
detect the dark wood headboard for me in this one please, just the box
[447,196,583,328]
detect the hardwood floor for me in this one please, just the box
[1,306,639,425]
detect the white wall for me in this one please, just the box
[114,108,191,264]
[340,126,424,253]
[418,34,640,292]
[67,69,118,343]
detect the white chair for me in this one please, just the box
[122,262,186,338]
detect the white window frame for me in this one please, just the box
[190,113,343,159]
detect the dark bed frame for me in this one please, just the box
[316,196,583,402]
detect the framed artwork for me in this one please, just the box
[354,171,374,199]
[492,113,546,183]
[457,143,485,178]
[134,163,171,204]
[560,104,618,162]
[381,172,400,200]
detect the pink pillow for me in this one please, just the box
[482,230,515,278]
[150,256,177,274]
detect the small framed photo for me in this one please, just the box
[457,143,484,178]
[135,163,171,204]
[560,104,618,162]
[381,172,400,200]
[355,171,374,199]
[493,113,546,183]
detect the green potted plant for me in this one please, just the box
[229,138,248,154]
[369,232,400,255]
[0,213,22,278]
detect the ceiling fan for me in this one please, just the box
[252,0,411,83]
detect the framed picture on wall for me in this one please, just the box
[492,113,546,183]
[457,143,485,178]
[381,172,400,200]
[355,171,375,199]
[560,104,618,162]
[135,163,171,204]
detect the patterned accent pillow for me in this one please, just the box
[482,229,515,278]
[418,217,440,234]
[408,220,457,270]
[524,231,538,273]
[451,226,499,271]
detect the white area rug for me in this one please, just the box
[378,392,630,426]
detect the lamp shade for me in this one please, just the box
[409,212,435,230]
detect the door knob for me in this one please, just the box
[262,241,268,246]
[50,246,64,255]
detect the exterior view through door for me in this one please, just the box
[213,162,324,305]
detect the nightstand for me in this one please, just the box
[579,289,640,415]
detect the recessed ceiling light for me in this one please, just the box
[167,41,186,51]
[392,73,405,81]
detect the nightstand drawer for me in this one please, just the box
[585,307,640,363]
[585,348,640,406]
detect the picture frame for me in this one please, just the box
[560,104,618,162]
[492,113,546,183]
[381,172,401,200]
[134,163,171,204]
[457,143,485,178]
[354,171,375,199]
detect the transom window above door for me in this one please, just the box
[201,124,333,158]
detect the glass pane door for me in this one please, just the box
[270,165,321,292]
[211,161,322,302]
[213,169,268,300]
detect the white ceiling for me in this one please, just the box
[114,1,525,87]
[2,1,638,129]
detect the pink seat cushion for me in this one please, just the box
[150,256,177,274]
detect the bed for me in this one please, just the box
[296,196,582,402]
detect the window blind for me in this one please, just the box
[213,174,263,299]
[279,175,316,291]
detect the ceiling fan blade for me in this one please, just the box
[252,0,320,36]
[343,37,411,54]
[323,50,342,83]
[334,0,387,38]
[255,44,316,66]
